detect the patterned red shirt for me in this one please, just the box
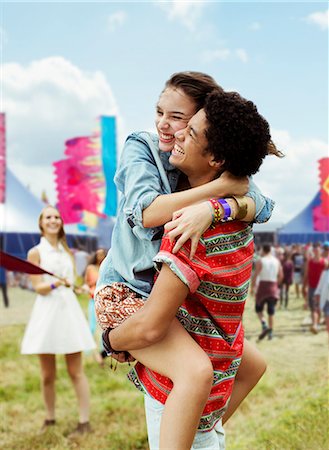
[128,221,254,431]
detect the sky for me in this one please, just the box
[1,0,328,225]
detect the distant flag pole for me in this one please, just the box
[0,113,6,204]
[101,116,117,216]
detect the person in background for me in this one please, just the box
[313,263,329,340]
[73,245,89,279]
[251,243,283,340]
[84,248,107,365]
[0,266,9,308]
[21,206,95,435]
[303,243,326,334]
[291,244,304,299]
[322,241,329,262]
[280,251,294,309]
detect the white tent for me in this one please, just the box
[0,169,97,256]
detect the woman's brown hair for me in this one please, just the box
[164,71,223,112]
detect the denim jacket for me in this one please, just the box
[96,131,274,297]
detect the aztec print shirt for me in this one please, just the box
[128,221,254,431]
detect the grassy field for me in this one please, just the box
[0,287,328,450]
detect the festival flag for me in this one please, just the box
[53,116,117,226]
[101,116,117,216]
[0,113,6,203]
[0,250,56,276]
[313,157,329,232]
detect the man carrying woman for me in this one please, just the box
[95,72,281,448]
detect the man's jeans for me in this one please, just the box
[144,395,225,450]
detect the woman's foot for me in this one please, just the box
[68,421,92,438]
[39,419,56,433]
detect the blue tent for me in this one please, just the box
[0,169,97,259]
[278,191,329,244]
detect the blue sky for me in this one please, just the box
[1,1,328,224]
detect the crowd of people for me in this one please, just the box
[252,241,329,339]
[2,70,327,449]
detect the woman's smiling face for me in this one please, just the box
[155,87,197,153]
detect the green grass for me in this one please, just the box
[0,288,328,449]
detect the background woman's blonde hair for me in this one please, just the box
[38,205,76,269]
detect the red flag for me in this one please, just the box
[0,250,55,276]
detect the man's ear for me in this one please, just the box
[209,158,225,169]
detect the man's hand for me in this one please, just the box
[164,201,213,258]
[217,171,249,197]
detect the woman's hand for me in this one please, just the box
[164,201,213,259]
[58,278,72,288]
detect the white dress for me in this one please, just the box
[21,237,96,354]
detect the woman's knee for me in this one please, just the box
[41,371,56,386]
[189,357,214,391]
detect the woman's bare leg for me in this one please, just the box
[222,339,266,425]
[131,318,213,450]
[39,354,56,421]
[65,352,90,423]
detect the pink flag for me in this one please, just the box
[313,158,329,232]
[53,134,106,224]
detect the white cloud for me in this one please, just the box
[252,129,328,224]
[154,0,206,31]
[107,11,126,32]
[235,48,248,63]
[306,9,328,30]
[202,47,249,64]
[249,21,261,31]
[3,57,121,203]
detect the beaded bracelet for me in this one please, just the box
[209,198,223,224]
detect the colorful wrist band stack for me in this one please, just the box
[217,199,232,221]
[209,198,232,224]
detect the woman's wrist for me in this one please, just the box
[209,197,236,224]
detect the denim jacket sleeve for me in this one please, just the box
[246,178,275,224]
[114,132,171,241]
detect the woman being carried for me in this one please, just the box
[96,73,281,449]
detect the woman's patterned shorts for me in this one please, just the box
[94,282,145,330]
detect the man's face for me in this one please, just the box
[169,109,218,184]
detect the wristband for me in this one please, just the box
[231,196,248,220]
[209,198,222,224]
[217,199,232,222]
[50,283,57,290]
[102,327,122,355]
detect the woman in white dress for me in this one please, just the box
[21,205,96,434]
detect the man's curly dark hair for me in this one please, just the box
[204,91,273,177]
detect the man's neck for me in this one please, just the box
[188,172,217,188]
